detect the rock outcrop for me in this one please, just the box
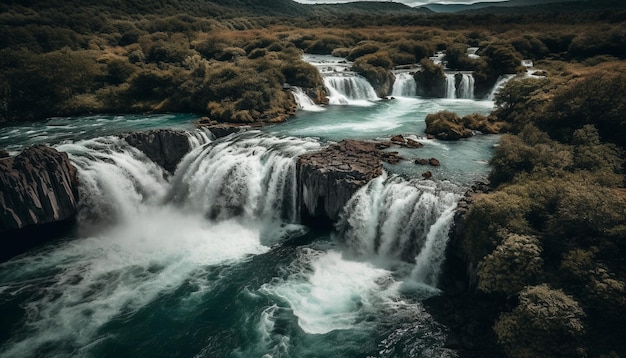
[0,145,79,234]
[123,129,191,173]
[297,140,401,228]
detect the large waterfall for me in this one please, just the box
[391,72,417,97]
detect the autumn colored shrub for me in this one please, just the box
[478,234,543,295]
[494,285,586,358]
[346,42,380,61]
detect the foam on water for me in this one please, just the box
[261,248,397,335]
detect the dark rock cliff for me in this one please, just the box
[123,129,191,173]
[297,140,401,228]
[0,145,79,236]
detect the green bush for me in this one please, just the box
[494,284,586,358]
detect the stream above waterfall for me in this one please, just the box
[0,57,500,357]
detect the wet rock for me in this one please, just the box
[123,129,191,173]
[429,158,441,166]
[390,134,406,144]
[422,171,433,179]
[406,138,424,148]
[297,140,401,228]
[415,158,429,166]
[0,145,79,233]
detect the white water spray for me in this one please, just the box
[324,76,379,105]
[292,87,325,112]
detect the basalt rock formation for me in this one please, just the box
[0,146,80,244]
[123,129,191,173]
[297,140,401,228]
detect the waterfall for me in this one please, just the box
[391,72,417,97]
[335,173,460,286]
[487,74,516,100]
[457,74,475,99]
[168,131,321,223]
[444,73,475,99]
[324,75,379,105]
[292,87,325,112]
[444,73,456,98]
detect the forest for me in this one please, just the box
[1,0,626,357]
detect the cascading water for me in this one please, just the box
[444,73,456,99]
[444,73,475,99]
[168,131,321,224]
[0,67,499,356]
[335,173,460,286]
[457,74,475,99]
[487,74,516,100]
[391,72,417,97]
[291,87,325,112]
[324,75,379,105]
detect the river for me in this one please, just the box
[0,60,500,357]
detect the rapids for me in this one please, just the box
[0,57,500,357]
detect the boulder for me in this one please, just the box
[422,171,433,179]
[123,129,191,173]
[297,140,401,228]
[429,158,441,166]
[0,145,79,234]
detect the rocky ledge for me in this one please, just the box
[123,129,191,173]
[0,146,80,256]
[297,140,401,228]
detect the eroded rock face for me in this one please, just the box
[123,129,191,173]
[297,140,401,228]
[0,145,79,233]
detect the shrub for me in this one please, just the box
[281,61,323,88]
[424,110,473,140]
[494,284,586,358]
[346,42,380,61]
[542,73,626,147]
[478,234,543,295]
[489,125,573,185]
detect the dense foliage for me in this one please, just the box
[464,67,626,356]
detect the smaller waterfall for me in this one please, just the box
[444,73,475,99]
[324,75,379,105]
[391,72,417,97]
[292,87,325,112]
[444,74,456,98]
[487,74,516,101]
[457,74,475,99]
